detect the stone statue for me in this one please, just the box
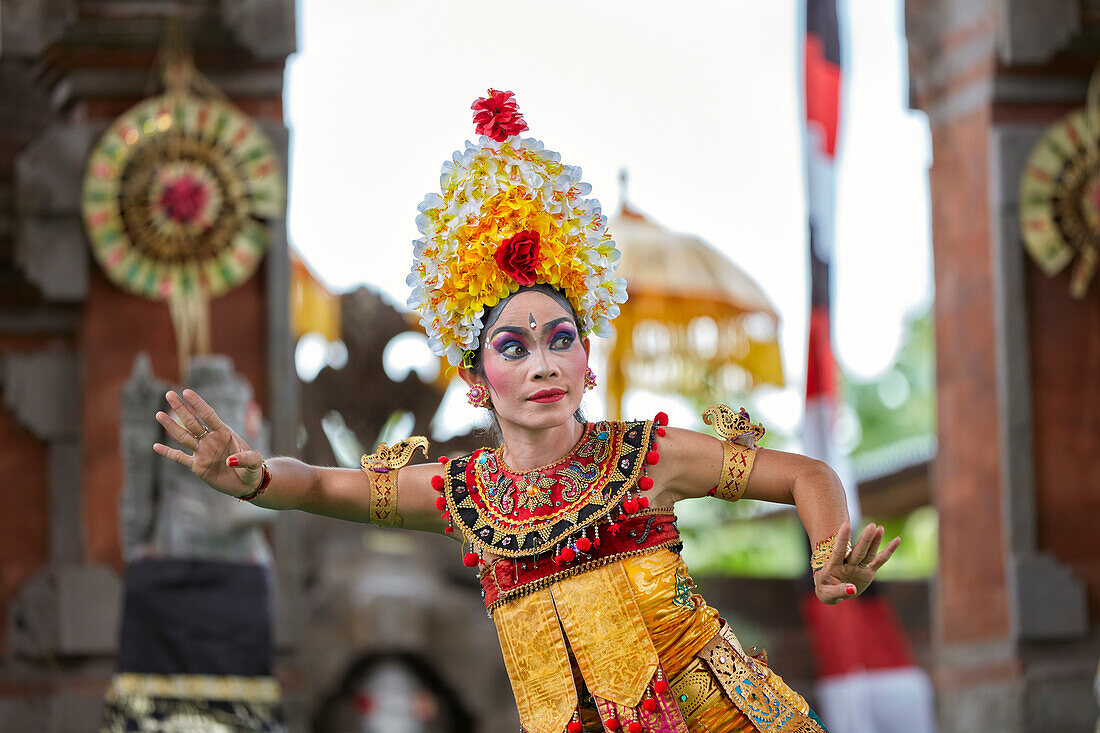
[103,353,283,732]
[119,352,274,563]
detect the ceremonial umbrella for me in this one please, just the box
[290,250,342,342]
[605,199,784,419]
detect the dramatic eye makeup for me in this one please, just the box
[549,323,577,349]
[487,318,577,359]
[491,330,528,358]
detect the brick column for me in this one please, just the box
[905,1,1095,731]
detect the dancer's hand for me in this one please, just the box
[152,389,266,498]
[813,521,901,605]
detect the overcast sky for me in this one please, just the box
[284,0,932,440]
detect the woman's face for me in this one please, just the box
[469,290,589,432]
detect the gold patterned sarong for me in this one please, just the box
[493,548,827,733]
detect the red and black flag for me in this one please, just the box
[803,0,858,523]
[800,3,936,731]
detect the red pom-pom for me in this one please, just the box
[441,511,450,520]
[656,427,667,437]
[438,456,449,464]
[638,476,654,491]
[608,522,621,536]
[471,89,528,142]
[444,526,453,534]
[560,546,576,562]
[604,718,620,731]
[568,722,583,733]
[622,498,639,514]
[628,722,643,733]
[575,537,591,552]
[642,698,657,712]
[654,411,669,426]
[430,475,444,492]
[637,496,650,510]
[434,496,447,510]
[462,552,480,567]
[646,451,660,465]
[653,679,668,694]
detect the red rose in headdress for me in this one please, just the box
[494,231,542,286]
[472,89,528,142]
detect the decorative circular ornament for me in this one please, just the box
[1019,108,1100,297]
[81,93,284,300]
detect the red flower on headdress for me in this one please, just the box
[494,231,542,286]
[472,89,528,142]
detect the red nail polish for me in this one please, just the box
[228,456,239,467]
[846,585,856,595]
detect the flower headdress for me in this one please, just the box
[407,89,628,367]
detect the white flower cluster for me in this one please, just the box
[406,135,628,367]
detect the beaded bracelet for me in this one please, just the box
[237,461,272,502]
[810,530,852,573]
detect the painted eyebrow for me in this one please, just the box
[488,326,528,343]
[489,318,575,343]
[543,317,574,334]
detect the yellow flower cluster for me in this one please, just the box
[408,136,627,366]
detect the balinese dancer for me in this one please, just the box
[153,90,900,733]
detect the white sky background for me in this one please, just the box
[285,0,932,441]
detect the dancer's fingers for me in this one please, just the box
[819,580,858,605]
[868,536,902,571]
[227,450,264,470]
[153,442,193,469]
[847,522,878,566]
[825,522,851,569]
[849,524,884,567]
[861,526,885,564]
[166,391,207,438]
[181,389,227,432]
[156,410,198,450]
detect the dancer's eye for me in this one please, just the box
[496,340,527,359]
[551,332,575,350]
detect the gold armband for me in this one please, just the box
[703,404,764,502]
[810,531,852,573]
[360,436,429,528]
[713,441,755,502]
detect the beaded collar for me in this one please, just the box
[443,420,656,558]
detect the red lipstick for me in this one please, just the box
[528,388,566,403]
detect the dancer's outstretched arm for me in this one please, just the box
[648,425,900,604]
[152,389,448,533]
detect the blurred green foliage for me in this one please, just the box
[682,307,939,579]
[844,308,936,458]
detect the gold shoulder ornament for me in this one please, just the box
[702,404,764,448]
[360,437,430,528]
[702,405,764,502]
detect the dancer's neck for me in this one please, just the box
[497,418,585,472]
